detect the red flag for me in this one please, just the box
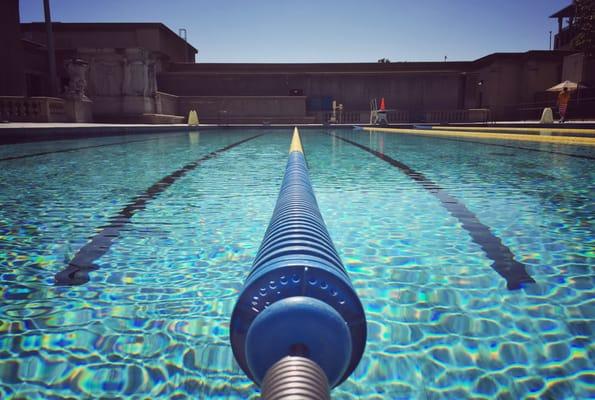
[379,97,386,111]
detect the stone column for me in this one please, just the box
[64,58,90,100]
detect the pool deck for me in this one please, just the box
[2,120,595,129]
[363,126,595,146]
[1,121,595,145]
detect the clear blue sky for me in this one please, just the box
[20,0,569,63]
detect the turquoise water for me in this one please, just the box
[0,129,593,399]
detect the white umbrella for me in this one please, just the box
[546,80,586,92]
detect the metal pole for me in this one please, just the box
[576,81,581,105]
[261,356,330,400]
[43,0,58,96]
[179,28,188,62]
[549,31,552,50]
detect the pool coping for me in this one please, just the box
[363,126,595,146]
[0,124,372,144]
[2,121,595,145]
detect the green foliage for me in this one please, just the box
[573,0,595,57]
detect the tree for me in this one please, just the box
[573,0,595,57]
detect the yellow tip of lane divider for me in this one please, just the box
[363,127,595,146]
[430,125,595,136]
[289,126,304,153]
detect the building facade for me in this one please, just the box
[1,0,593,124]
[157,52,574,123]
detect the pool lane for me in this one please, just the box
[55,133,263,285]
[363,127,595,146]
[0,135,184,162]
[389,133,595,160]
[329,132,536,290]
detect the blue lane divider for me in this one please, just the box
[230,128,367,389]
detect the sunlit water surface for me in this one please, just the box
[0,129,593,399]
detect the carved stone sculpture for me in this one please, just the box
[64,58,89,100]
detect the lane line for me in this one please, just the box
[330,133,535,290]
[363,127,595,146]
[55,134,263,285]
[0,130,185,145]
[0,136,183,162]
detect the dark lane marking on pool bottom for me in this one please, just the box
[398,133,595,161]
[55,134,263,286]
[331,133,535,290]
[0,135,184,162]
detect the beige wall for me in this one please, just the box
[78,47,161,118]
[159,53,570,122]
[21,23,196,63]
[519,59,561,103]
[562,53,584,83]
[159,70,463,113]
[178,96,309,123]
[464,56,562,119]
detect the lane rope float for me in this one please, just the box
[230,128,367,398]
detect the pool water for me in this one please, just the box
[0,128,593,399]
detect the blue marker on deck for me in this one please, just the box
[230,128,367,398]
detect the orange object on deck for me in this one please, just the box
[379,97,386,111]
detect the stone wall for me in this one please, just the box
[155,91,179,115]
[21,23,197,63]
[158,64,464,113]
[159,52,571,122]
[466,55,563,120]
[0,96,68,122]
[178,96,312,124]
[80,47,160,119]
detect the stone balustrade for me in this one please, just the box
[0,96,68,122]
[155,91,179,116]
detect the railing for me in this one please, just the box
[515,95,595,121]
[309,110,410,124]
[424,109,490,123]
[425,109,465,123]
[387,110,410,123]
[0,96,68,122]
[155,91,179,115]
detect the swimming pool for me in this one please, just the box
[0,128,593,398]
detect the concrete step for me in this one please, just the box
[200,115,316,124]
[95,113,185,124]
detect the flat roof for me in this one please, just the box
[550,4,575,18]
[21,22,198,54]
[161,51,574,75]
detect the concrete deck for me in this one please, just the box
[363,126,595,146]
[2,120,594,129]
[2,121,595,146]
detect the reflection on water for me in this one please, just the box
[0,129,593,398]
[188,130,200,146]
